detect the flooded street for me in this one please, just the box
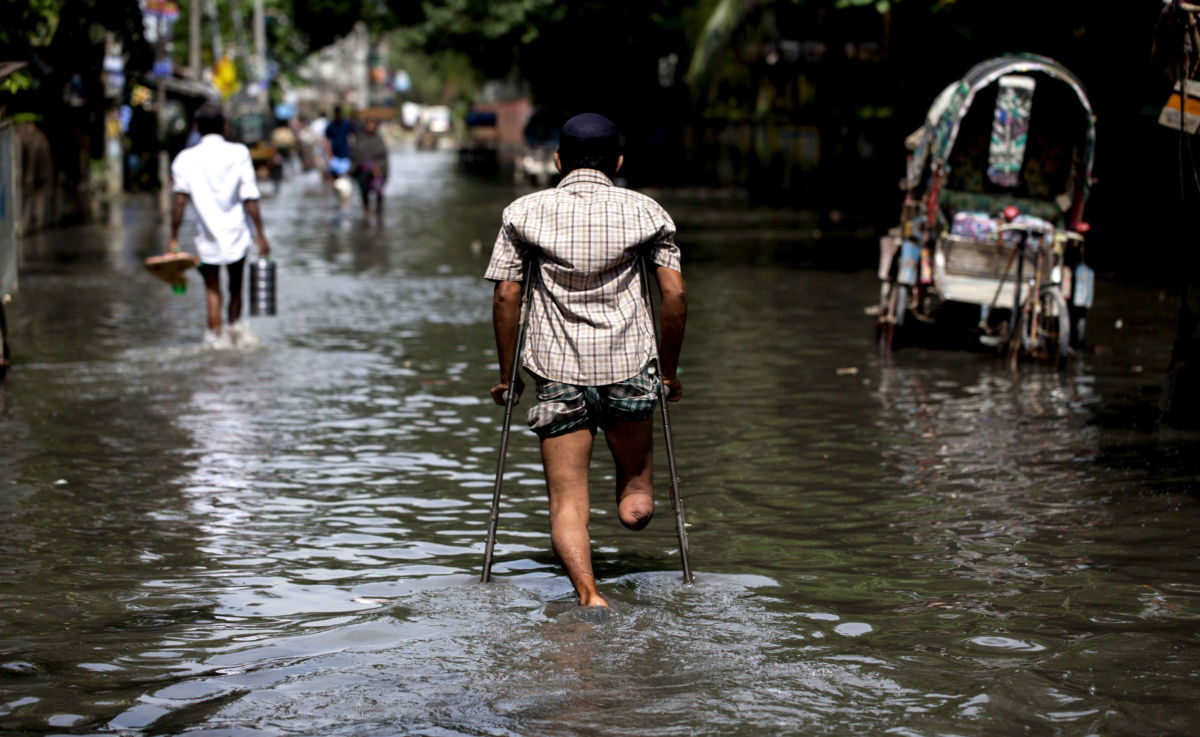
[2,148,1199,736]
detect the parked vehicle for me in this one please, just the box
[875,54,1096,368]
[459,109,500,175]
[515,107,565,186]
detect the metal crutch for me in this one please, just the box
[481,267,532,583]
[638,255,695,584]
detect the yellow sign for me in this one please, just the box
[213,57,240,99]
[131,84,152,108]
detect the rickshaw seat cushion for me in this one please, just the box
[950,210,1054,239]
[951,211,996,240]
[939,190,1063,226]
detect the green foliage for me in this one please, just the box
[1,0,150,105]
[48,0,152,70]
[685,0,759,94]
[412,0,558,78]
[1,71,34,95]
[388,30,481,105]
[0,0,61,55]
[409,0,695,111]
[834,0,894,12]
[292,0,423,51]
[167,0,426,82]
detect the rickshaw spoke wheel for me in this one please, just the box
[1014,287,1071,369]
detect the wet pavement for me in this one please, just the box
[1,148,1199,736]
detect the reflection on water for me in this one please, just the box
[1,149,1199,736]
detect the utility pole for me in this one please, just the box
[227,0,250,80]
[206,0,222,62]
[356,24,369,112]
[156,12,170,218]
[103,35,125,225]
[189,0,201,78]
[252,0,266,106]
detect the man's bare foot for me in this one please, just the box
[580,592,609,608]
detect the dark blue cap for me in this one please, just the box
[558,113,619,159]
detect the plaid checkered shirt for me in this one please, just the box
[484,169,682,386]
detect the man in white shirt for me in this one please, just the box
[169,103,270,344]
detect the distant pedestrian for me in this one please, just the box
[324,106,355,182]
[271,122,297,168]
[485,113,688,608]
[307,111,329,177]
[168,103,270,347]
[309,110,329,140]
[351,118,388,219]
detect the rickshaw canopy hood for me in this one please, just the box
[905,53,1096,207]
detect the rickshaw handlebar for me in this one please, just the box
[991,224,1085,251]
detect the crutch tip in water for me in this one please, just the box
[481,113,694,606]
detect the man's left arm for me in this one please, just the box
[243,200,270,258]
[646,210,685,401]
[239,149,269,258]
[655,265,687,402]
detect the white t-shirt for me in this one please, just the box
[171,134,261,265]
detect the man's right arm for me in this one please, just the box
[484,215,527,405]
[655,266,687,402]
[168,155,189,252]
[490,280,524,406]
[168,192,188,253]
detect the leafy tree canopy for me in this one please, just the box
[0,0,150,68]
[292,0,424,51]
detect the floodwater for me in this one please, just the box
[2,149,1199,736]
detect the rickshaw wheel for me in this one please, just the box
[1014,287,1071,370]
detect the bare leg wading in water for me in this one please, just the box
[483,113,687,607]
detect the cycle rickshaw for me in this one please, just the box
[876,54,1097,368]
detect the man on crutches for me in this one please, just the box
[485,113,688,608]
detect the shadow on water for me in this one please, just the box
[1,149,1199,735]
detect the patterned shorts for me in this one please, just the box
[527,364,660,439]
